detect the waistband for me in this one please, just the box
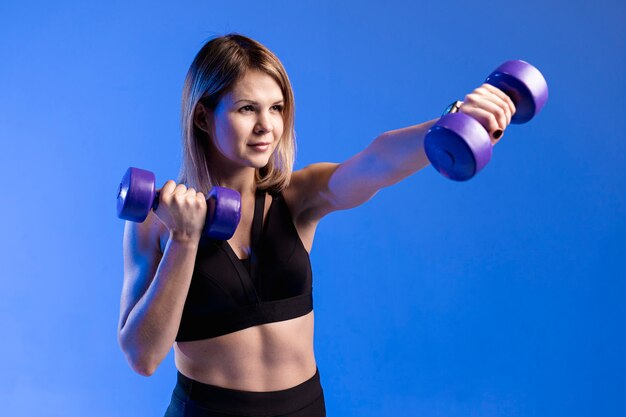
[174,368,323,416]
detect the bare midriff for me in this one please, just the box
[174,310,316,392]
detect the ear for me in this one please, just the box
[194,102,212,133]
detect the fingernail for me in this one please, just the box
[493,130,503,139]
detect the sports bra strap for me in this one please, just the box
[249,189,266,286]
[251,189,265,255]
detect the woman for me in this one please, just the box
[117,34,515,417]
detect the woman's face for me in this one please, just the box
[206,70,285,171]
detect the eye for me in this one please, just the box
[271,105,284,112]
[240,105,255,113]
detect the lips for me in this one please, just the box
[248,142,271,152]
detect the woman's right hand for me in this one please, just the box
[153,180,207,244]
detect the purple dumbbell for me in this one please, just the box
[424,60,549,181]
[116,167,241,240]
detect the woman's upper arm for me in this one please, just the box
[118,212,163,337]
[293,123,436,222]
[291,158,381,223]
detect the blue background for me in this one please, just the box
[1,0,625,416]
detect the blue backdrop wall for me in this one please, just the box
[1,0,624,416]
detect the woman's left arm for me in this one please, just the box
[294,83,516,222]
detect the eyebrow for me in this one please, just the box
[234,99,284,105]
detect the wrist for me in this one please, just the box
[168,230,201,247]
[442,100,464,116]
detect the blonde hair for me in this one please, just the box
[177,33,296,194]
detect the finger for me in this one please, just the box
[157,180,177,203]
[479,85,512,125]
[158,179,177,193]
[482,84,516,122]
[474,95,508,132]
[185,187,198,203]
[493,131,504,145]
[196,192,207,209]
[173,183,188,195]
[462,105,502,141]
[472,86,511,127]
[464,88,509,130]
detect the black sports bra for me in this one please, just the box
[175,189,313,341]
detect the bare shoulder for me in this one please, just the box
[283,162,340,224]
[279,163,340,252]
[119,211,166,333]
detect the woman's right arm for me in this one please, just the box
[117,182,206,376]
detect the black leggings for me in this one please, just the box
[164,369,326,417]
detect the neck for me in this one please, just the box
[213,167,258,198]
[205,145,262,199]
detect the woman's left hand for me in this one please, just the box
[459,83,517,145]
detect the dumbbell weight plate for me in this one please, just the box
[424,112,493,181]
[205,186,242,241]
[485,60,549,124]
[117,167,157,222]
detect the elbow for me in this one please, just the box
[118,331,159,377]
[125,347,159,377]
[131,358,158,377]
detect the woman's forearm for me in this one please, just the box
[366,118,438,188]
[319,118,439,213]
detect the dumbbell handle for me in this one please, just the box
[148,188,242,241]
[151,190,162,212]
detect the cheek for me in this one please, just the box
[276,116,285,136]
[213,120,240,149]
[272,130,284,153]
[227,116,253,140]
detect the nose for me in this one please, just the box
[254,111,274,135]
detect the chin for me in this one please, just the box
[239,156,268,170]
[253,157,272,169]
[248,150,274,167]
